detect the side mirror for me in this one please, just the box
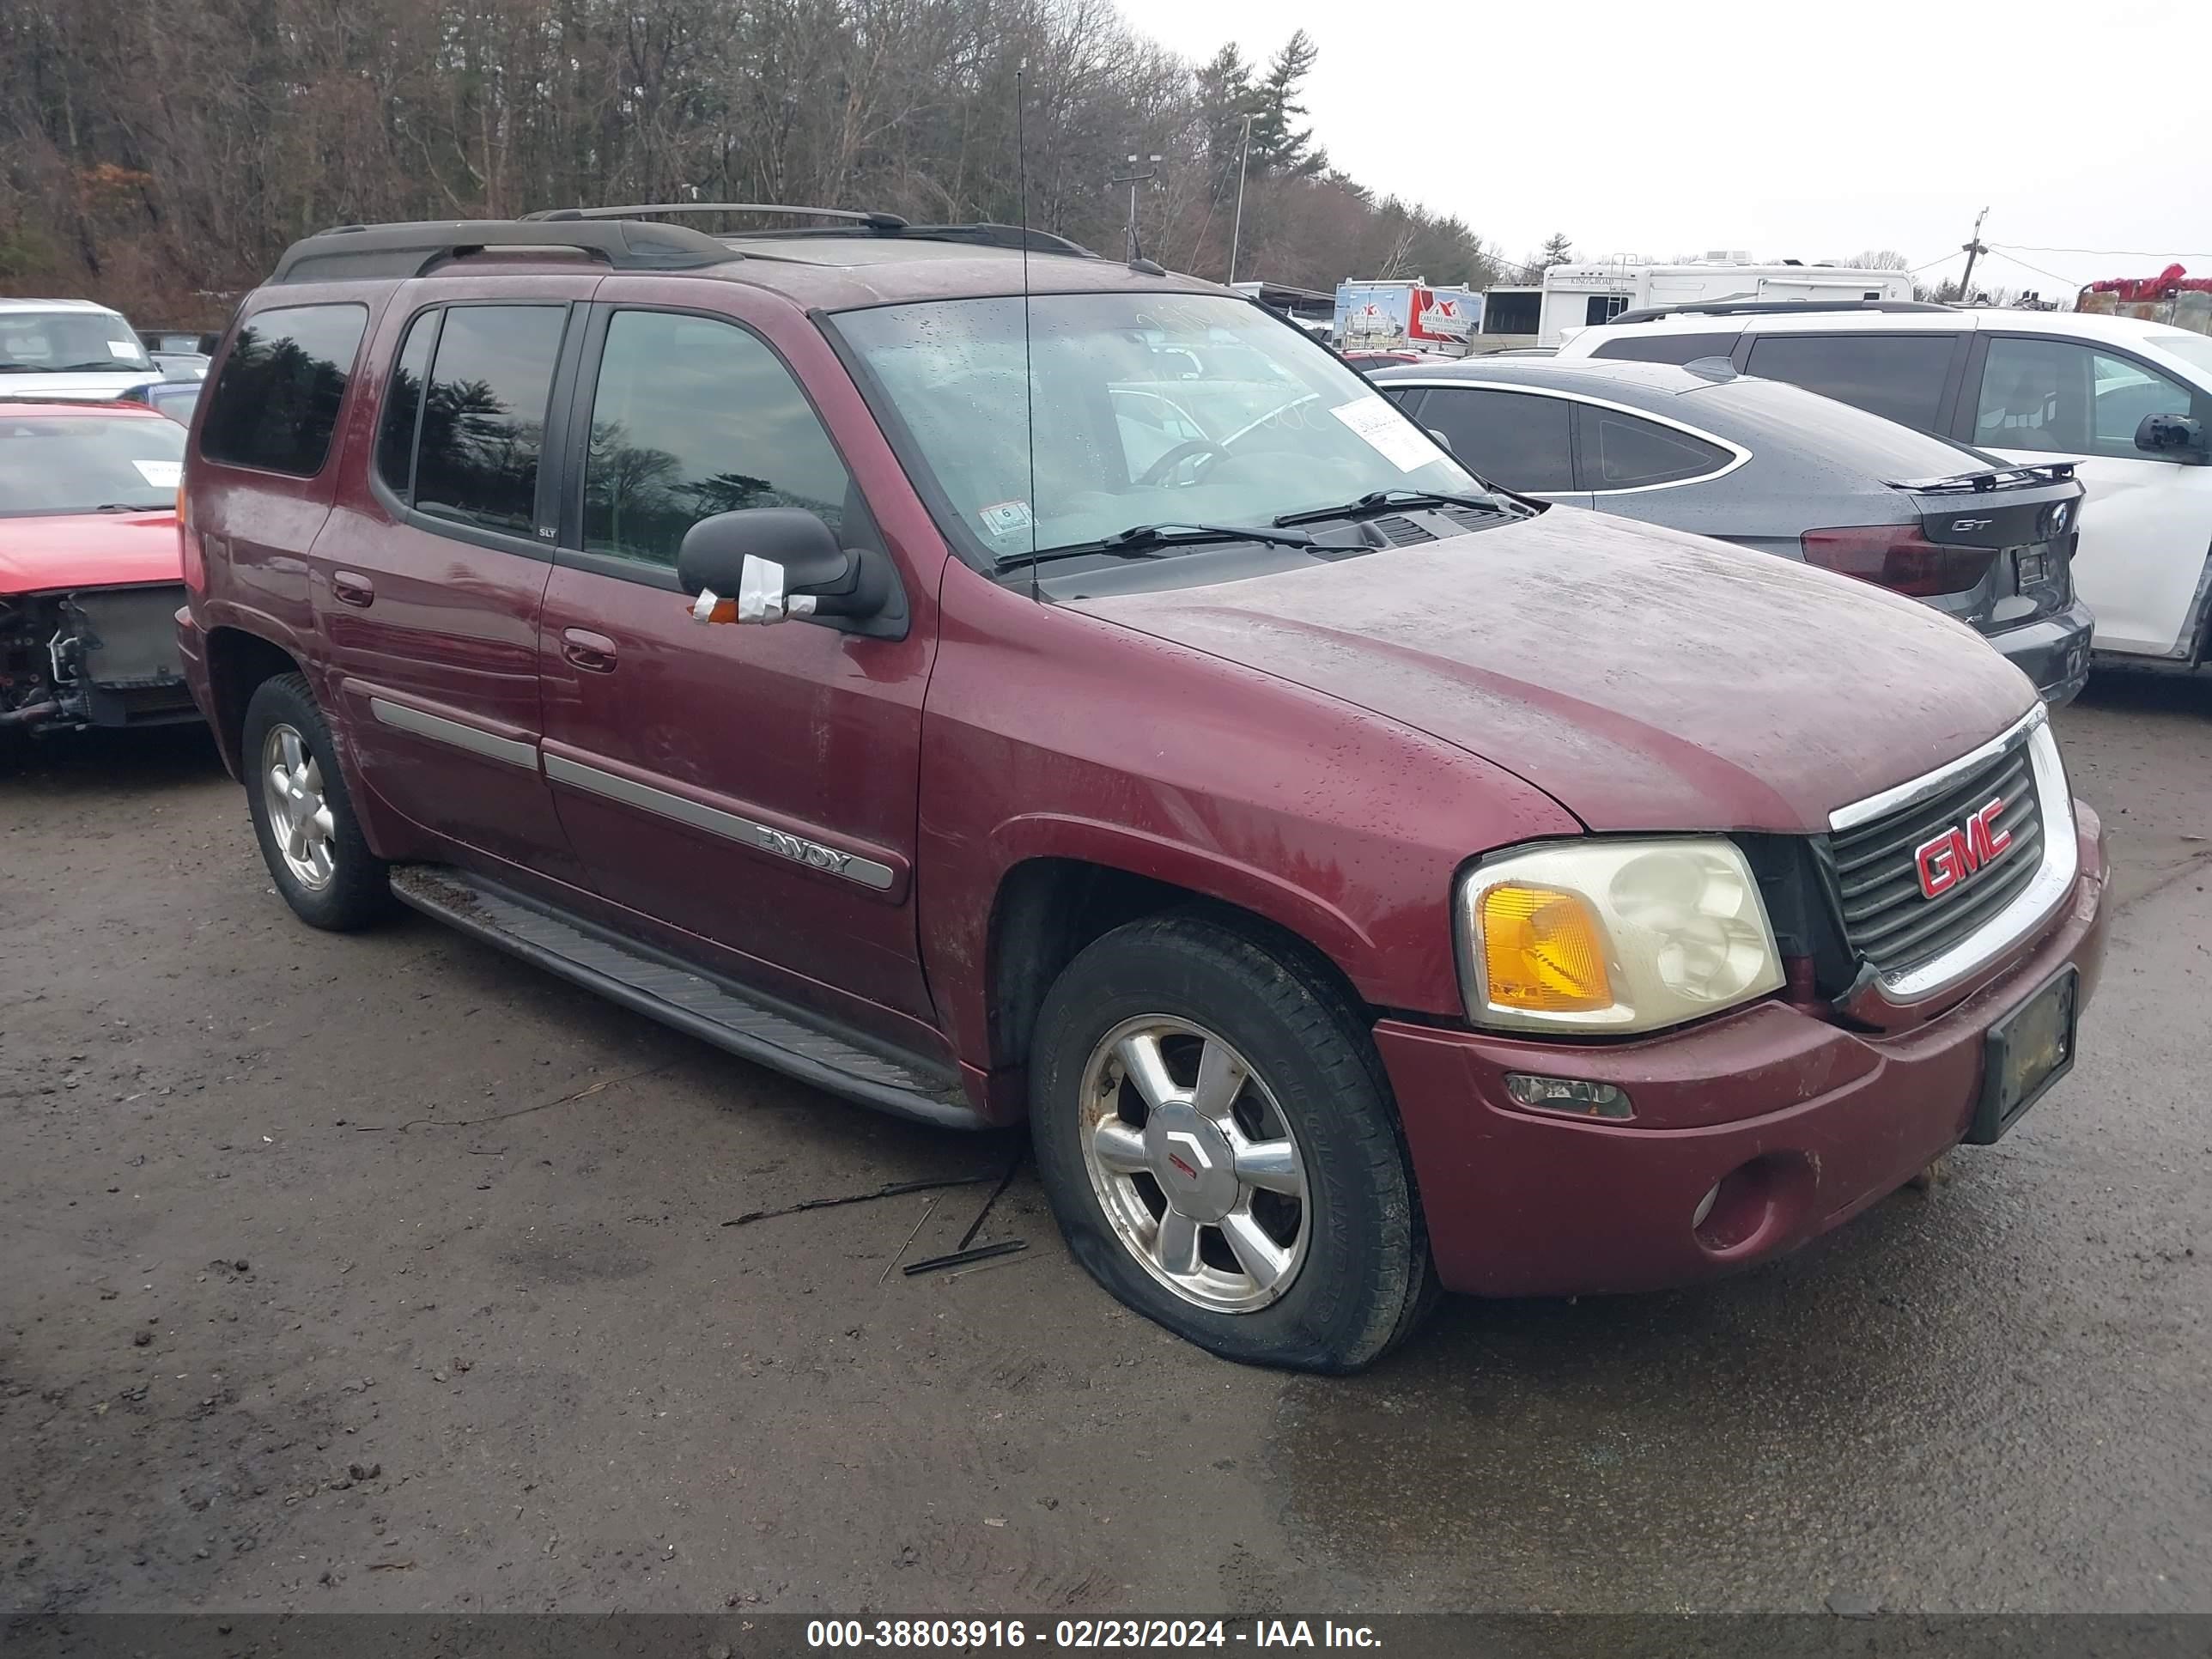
[2136,412,2208,459]
[676,507,892,626]
[1427,428,1455,454]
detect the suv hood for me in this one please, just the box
[0,510,182,596]
[1071,509,2036,833]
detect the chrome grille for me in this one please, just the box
[1830,732,2044,978]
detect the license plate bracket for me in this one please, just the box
[1968,965,2078,1144]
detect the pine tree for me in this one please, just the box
[1248,30,1327,180]
[1539,232,1574,268]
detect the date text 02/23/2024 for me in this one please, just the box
[806,1620,1382,1650]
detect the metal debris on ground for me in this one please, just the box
[903,1238,1026,1278]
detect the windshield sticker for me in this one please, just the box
[132,459,183,488]
[979,500,1034,540]
[108,339,143,359]
[1330,397,1436,472]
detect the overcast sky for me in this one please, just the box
[1112,0,2212,295]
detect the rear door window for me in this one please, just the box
[1416,387,1576,493]
[412,305,567,535]
[1588,331,1741,366]
[1580,409,1734,489]
[200,303,368,477]
[580,309,850,571]
[1741,331,1960,430]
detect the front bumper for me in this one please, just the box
[1990,598,2094,706]
[1379,806,2108,1298]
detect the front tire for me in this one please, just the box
[1030,914,1434,1372]
[241,673,391,931]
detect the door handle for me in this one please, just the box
[331,571,374,608]
[562,628,618,673]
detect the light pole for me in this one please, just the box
[1227,112,1255,285]
[1109,153,1164,264]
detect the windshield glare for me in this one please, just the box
[0,416,185,515]
[836,293,1482,562]
[0,310,152,375]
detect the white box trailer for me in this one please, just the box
[1333,280,1481,355]
[1537,258,1915,345]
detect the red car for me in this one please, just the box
[178,212,2108,1371]
[1,400,198,738]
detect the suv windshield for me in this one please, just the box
[0,416,185,515]
[0,310,153,375]
[835,292,1482,564]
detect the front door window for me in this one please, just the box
[582,310,850,569]
[1973,336,2195,459]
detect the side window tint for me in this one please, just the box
[582,311,851,570]
[374,311,436,501]
[1585,410,1732,489]
[1742,332,1956,429]
[415,305,566,536]
[1589,331,1740,366]
[1379,386,1425,415]
[1972,337,2197,459]
[200,304,368,477]
[1418,388,1575,493]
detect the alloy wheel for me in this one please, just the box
[261,722,337,890]
[1077,1015,1310,1312]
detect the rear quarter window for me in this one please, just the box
[1581,410,1733,489]
[200,304,369,477]
[1741,331,1960,431]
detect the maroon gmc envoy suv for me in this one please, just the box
[176,210,2109,1371]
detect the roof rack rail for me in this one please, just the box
[527,202,913,232]
[1604,298,1955,326]
[269,218,738,284]
[533,203,1097,259]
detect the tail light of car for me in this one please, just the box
[1799,525,1998,599]
[177,483,206,592]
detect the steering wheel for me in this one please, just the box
[1139,438,1232,487]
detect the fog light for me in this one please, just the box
[1692,1181,1721,1229]
[1504,1073,1632,1119]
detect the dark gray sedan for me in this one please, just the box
[1372,357,2094,703]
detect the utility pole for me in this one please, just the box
[1956,206,1989,304]
[1227,112,1255,285]
[1109,153,1163,264]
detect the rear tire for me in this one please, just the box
[241,673,391,931]
[1029,913,1434,1373]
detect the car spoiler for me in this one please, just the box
[1883,461,2077,494]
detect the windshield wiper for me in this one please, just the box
[994,520,1350,571]
[46,361,143,373]
[1274,488,1522,527]
[93,501,166,513]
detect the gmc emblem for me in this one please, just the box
[1915,796,2014,898]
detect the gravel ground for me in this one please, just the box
[3,670,2207,1616]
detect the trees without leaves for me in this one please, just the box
[0,0,1498,315]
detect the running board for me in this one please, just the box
[388,864,987,1131]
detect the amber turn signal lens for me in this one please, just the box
[1479,883,1613,1012]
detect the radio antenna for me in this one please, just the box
[1016,64,1039,600]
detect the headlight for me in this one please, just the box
[1456,839,1785,1035]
